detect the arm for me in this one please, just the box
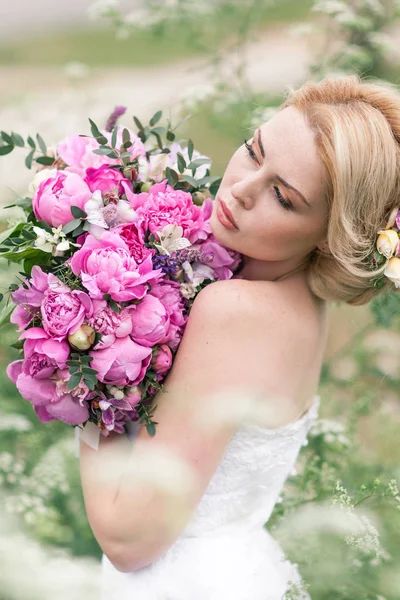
[79,279,310,572]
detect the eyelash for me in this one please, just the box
[244,139,293,211]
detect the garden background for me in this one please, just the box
[0,1,400,599]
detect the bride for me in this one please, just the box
[79,75,400,599]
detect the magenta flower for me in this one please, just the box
[150,281,187,350]
[41,275,93,341]
[128,181,213,243]
[10,266,49,331]
[86,300,133,349]
[7,362,89,425]
[195,236,241,280]
[84,165,130,195]
[151,344,173,376]
[130,293,170,347]
[32,171,92,227]
[69,231,162,302]
[89,336,152,386]
[114,222,154,264]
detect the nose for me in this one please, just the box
[230,174,258,210]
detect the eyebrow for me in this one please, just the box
[256,129,312,208]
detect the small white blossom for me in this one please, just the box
[33,225,73,256]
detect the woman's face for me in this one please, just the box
[210,106,329,265]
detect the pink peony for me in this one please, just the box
[41,275,93,341]
[130,294,170,347]
[20,327,70,378]
[114,222,154,264]
[150,281,187,350]
[69,231,162,302]
[151,344,173,376]
[7,361,89,425]
[84,165,130,195]
[57,130,146,178]
[127,181,213,243]
[86,300,133,349]
[10,266,49,331]
[89,336,152,386]
[33,171,92,227]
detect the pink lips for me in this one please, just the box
[217,199,239,230]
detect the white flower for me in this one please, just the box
[384,256,400,287]
[154,224,191,255]
[33,225,72,256]
[376,229,399,258]
[180,283,197,299]
[28,168,58,196]
[84,190,108,228]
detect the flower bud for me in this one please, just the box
[151,344,173,375]
[140,182,152,193]
[192,191,208,206]
[384,256,400,288]
[376,229,399,258]
[125,386,142,408]
[68,324,96,350]
[123,166,137,181]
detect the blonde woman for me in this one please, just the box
[80,75,400,599]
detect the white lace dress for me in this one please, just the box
[101,397,320,600]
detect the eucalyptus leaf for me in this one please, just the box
[145,422,156,437]
[166,130,175,142]
[0,131,12,144]
[149,110,162,127]
[11,132,24,147]
[36,156,54,166]
[166,167,179,186]
[62,219,82,235]
[27,136,36,149]
[189,158,211,168]
[187,139,194,161]
[133,116,144,131]
[25,150,35,169]
[70,205,86,219]
[177,152,187,174]
[36,133,47,154]
[0,223,25,246]
[0,145,14,156]
[89,118,101,138]
[111,126,118,149]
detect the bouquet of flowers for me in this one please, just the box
[0,106,240,441]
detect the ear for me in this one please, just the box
[316,238,330,254]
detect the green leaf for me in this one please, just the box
[0,303,15,328]
[0,293,3,302]
[70,205,86,219]
[151,131,163,150]
[0,145,14,156]
[96,135,108,145]
[0,131,12,144]
[11,132,24,147]
[82,366,97,374]
[176,152,187,174]
[111,126,118,149]
[25,149,35,169]
[80,355,94,364]
[0,247,50,264]
[71,224,86,237]
[133,116,144,131]
[187,139,194,161]
[36,133,47,154]
[181,174,198,187]
[62,218,82,235]
[151,127,165,136]
[149,110,162,127]
[93,148,117,158]
[27,136,36,149]
[68,365,81,375]
[68,373,82,390]
[36,156,54,166]
[89,118,101,138]
[122,128,131,145]
[189,158,211,168]
[209,178,221,197]
[10,340,24,350]
[145,422,157,437]
[0,223,25,246]
[166,130,175,142]
[165,167,179,187]
[109,299,121,314]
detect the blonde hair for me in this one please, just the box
[281,75,400,305]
